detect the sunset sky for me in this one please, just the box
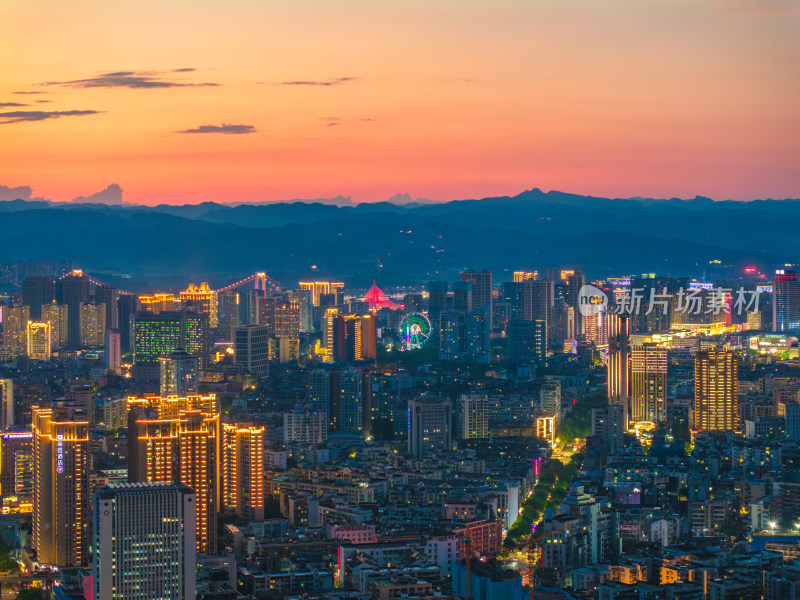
[1,0,799,204]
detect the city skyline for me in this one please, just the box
[2,0,799,205]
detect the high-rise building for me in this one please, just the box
[22,276,53,320]
[80,302,106,348]
[408,396,452,458]
[539,379,562,415]
[95,284,119,330]
[630,335,668,425]
[260,295,301,338]
[334,368,370,433]
[32,406,90,566]
[94,483,196,600]
[26,321,51,361]
[284,410,327,444]
[607,313,630,429]
[427,280,448,323]
[278,337,300,364]
[117,294,139,353]
[334,314,377,361]
[127,394,220,553]
[216,290,239,342]
[55,273,90,348]
[565,271,586,336]
[774,270,800,332]
[513,271,537,283]
[507,320,546,364]
[103,397,128,431]
[0,430,32,497]
[222,423,264,522]
[233,325,269,378]
[299,281,344,307]
[693,350,739,433]
[403,293,423,313]
[180,282,218,328]
[522,279,554,348]
[322,307,339,361]
[138,293,176,314]
[464,310,490,363]
[591,404,625,453]
[0,380,13,430]
[307,369,338,417]
[458,393,488,439]
[439,311,464,361]
[105,328,121,374]
[550,300,575,350]
[41,303,68,350]
[159,348,199,396]
[452,281,473,313]
[134,311,210,371]
[461,270,492,328]
[2,305,29,357]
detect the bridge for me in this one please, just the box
[0,571,58,597]
[57,270,280,296]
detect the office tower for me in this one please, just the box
[117,294,138,353]
[32,406,90,566]
[427,280,448,323]
[0,379,13,430]
[507,319,546,364]
[540,379,562,415]
[439,311,464,361]
[55,273,90,348]
[513,271,537,283]
[0,430,32,496]
[94,483,196,600]
[233,325,269,378]
[774,270,800,332]
[95,284,119,330]
[607,313,630,429]
[630,335,668,425]
[452,281,473,312]
[464,310,490,363]
[222,423,264,521]
[26,321,51,361]
[41,303,68,350]
[104,328,121,374]
[403,293,423,313]
[334,368,370,433]
[180,282,218,328]
[128,394,221,553]
[408,396,452,458]
[2,305,29,357]
[461,270,492,328]
[565,271,586,336]
[299,281,344,307]
[134,311,210,372]
[159,348,199,396]
[284,410,328,444]
[693,350,739,433]
[79,302,105,348]
[522,279,554,348]
[592,404,625,453]
[22,276,53,320]
[217,290,239,342]
[138,293,176,314]
[458,393,488,439]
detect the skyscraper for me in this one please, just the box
[159,348,199,396]
[439,311,464,361]
[607,313,630,429]
[461,270,492,328]
[464,310,490,363]
[284,410,328,444]
[522,279,554,348]
[630,335,668,425]
[117,294,139,353]
[458,393,488,439]
[233,324,269,378]
[427,280,448,323]
[134,311,210,374]
[41,303,68,350]
[408,396,452,458]
[299,281,344,307]
[334,314,377,361]
[94,483,196,600]
[0,379,13,430]
[565,270,586,337]
[0,431,32,497]
[334,368,370,433]
[222,423,265,522]
[452,281,473,313]
[693,350,739,433]
[127,394,221,553]
[26,321,51,361]
[22,276,53,320]
[774,269,800,332]
[105,328,121,374]
[32,406,90,566]
[507,320,546,364]
[2,306,29,357]
[180,282,218,328]
[95,284,119,330]
[79,302,106,348]
[55,273,90,348]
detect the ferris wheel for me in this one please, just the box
[398,313,432,350]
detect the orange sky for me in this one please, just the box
[1,0,799,204]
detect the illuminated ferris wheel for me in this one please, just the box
[398,313,432,350]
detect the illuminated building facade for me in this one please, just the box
[630,336,668,425]
[334,314,377,361]
[94,483,196,600]
[79,302,106,348]
[0,379,13,429]
[322,308,339,361]
[41,303,68,350]
[458,393,488,439]
[2,305,29,357]
[134,311,210,370]
[233,324,269,378]
[439,311,464,361]
[26,321,51,360]
[513,271,537,283]
[222,423,264,522]
[284,410,327,444]
[693,350,739,433]
[522,279,553,348]
[774,269,800,333]
[159,348,199,396]
[299,281,344,307]
[536,416,556,446]
[461,270,492,328]
[139,293,177,314]
[55,273,90,348]
[408,396,452,458]
[607,313,631,429]
[105,328,121,374]
[565,271,586,336]
[0,431,32,496]
[32,407,90,566]
[180,282,218,328]
[95,284,119,330]
[127,394,221,553]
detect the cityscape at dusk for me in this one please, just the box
[2,1,800,600]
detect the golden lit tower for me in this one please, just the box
[32,407,90,567]
[607,312,630,429]
[26,321,51,361]
[222,423,265,522]
[630,335,668,425]
[693,350,739,433]
[180,282,218,328]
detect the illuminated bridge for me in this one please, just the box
[58,270,280,296]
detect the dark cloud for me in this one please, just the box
[280,77,359,86]
[42,70,218,89]
[0,102,27,107]
[0,110,103,124]
[177,123,257,135]
[12,91,45,95]
[36,100,53,103]
[326,122,339,127]
[172,68,196,72]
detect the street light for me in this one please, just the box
[769,521,777,530]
